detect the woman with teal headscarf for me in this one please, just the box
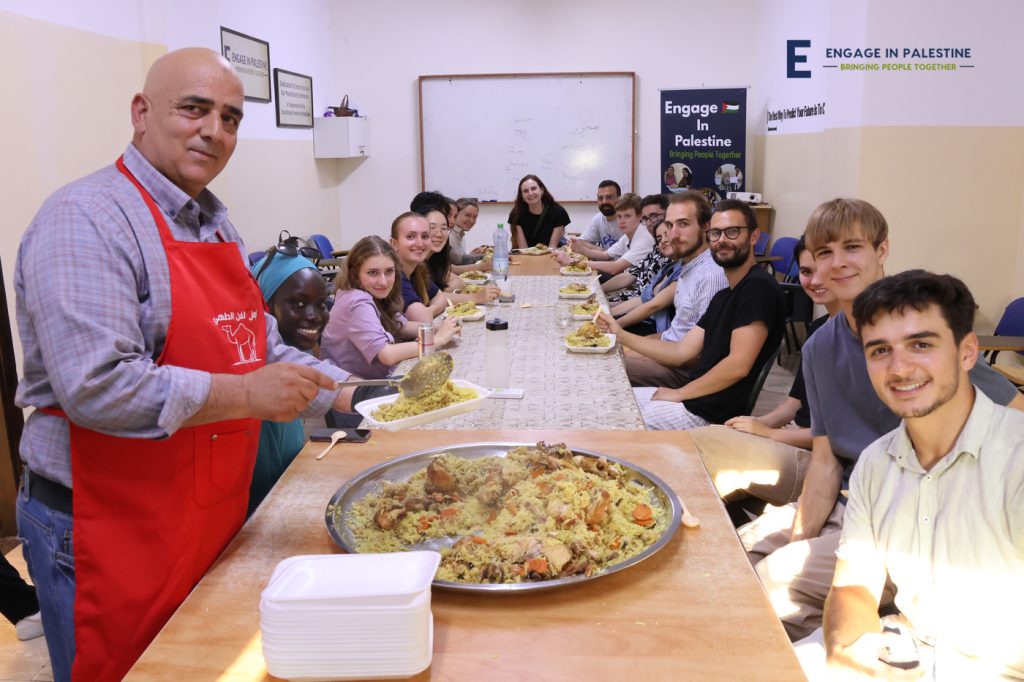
[247,251,330,515]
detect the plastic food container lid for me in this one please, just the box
[486,318,509,331]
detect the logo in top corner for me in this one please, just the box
[788,39,812,78]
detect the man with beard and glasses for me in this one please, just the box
[820,270,1024,680]
[615,191,726,387]
[741,198,1023,644]
[597,199,784,428]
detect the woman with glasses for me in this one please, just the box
[247,249,330,515]
[508,174,570,250]
[420,207,500,305]
[321,236,460,382]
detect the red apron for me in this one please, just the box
[58,156,266,680]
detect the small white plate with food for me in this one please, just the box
[460,271,491,284]
[355,379,491,432]
[445,302,485,321]
[520,244,552,255]
[570,301,605,320]
[560,265,592,276]
[558,283,593,299]
[564,323,616,354]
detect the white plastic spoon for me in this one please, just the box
[680,498,701,528]
[315,431,344,460]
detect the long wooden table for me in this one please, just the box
[128,430,804,681]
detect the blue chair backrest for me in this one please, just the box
[754,231,769,257]
[308,234,334,259]
[996,298,1024,356]
[768,236,798,280]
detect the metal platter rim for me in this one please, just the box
[324,441,683,593]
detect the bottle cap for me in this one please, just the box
[486,318,509,331]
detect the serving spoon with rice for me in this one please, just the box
[335,351,454,399]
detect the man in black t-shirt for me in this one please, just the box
[598,200,785,429]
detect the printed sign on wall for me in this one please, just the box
[660,88,746,198]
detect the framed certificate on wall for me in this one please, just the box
[274,69,314,128]
[220,26,271,102]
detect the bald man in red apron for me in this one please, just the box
[15,48,355,681]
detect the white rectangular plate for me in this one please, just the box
[560,266,592,276]
[446,308,485,321]
[355,379,491,431]
[558,290,593,299]
[571,304,607,321]
[564,333,616,354]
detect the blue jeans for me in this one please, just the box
[17,477,75,682]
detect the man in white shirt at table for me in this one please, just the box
[576,179,623,249]
[562,193,655,277]
[823,270,1024,680]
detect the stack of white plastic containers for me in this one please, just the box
[260,551,440,681]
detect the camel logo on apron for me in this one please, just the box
[213,310,262,365]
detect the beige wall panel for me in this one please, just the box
[756,128,863,239]
[0,11,164,369]
[857,126,1024,331]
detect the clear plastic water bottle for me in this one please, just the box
[492,223,510,278]
[484,318,510,388]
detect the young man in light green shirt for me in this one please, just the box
[824,270,1024,680]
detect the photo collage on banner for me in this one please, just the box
[660,88,746,199]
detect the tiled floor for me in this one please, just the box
[0,346,802,681]
[753,349,800,418]
[0,549,52,682]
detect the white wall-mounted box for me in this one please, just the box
[313,117,370,158]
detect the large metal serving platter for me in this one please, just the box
[325,442,682,593]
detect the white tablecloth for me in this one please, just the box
[387,275,645,430]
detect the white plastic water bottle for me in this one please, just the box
[492,223,509,278]
[484,318,511,388]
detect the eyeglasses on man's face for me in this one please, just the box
[640,213,665,225]
[705,226,751,242]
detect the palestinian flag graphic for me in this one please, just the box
[722,102,741,113]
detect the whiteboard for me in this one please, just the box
[419,73,635,202]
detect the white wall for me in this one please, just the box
[326,0,762,250]
[1,0,335,140]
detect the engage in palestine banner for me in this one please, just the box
[660,88,746,198]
